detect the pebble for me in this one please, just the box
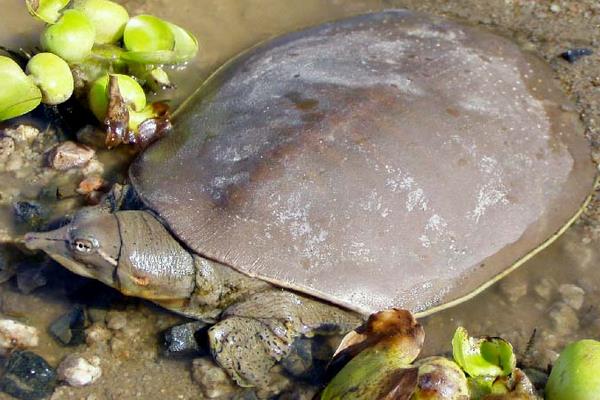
[498,278,528,303]
[533,277,554,301]
[5,125,40,144]
[0,319,39,355]
[85,323,113,346]
[191,358,237,399]
[550,4,561,13]
[49,305,88,346]
[560,48,593,63]
[0,351,57,400]
[48,141,95,171]
[77,175,107,195]
[12,201,45,228]
[106,311,128,330]
[549,302,579,335]
[162,321,206,357]
[0,136,15,163]
[81,158,105,176]
[558,284,585,310]
[57,354,102,387]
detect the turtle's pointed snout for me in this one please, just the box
[23,232,43,250]
[23,227,69,252]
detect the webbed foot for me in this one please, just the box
[208,290,361,398]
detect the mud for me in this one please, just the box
[1,0,600,399]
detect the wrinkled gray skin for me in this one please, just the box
[24,206,361,397]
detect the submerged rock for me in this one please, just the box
[57,354,102,387]
[558,284,585,310]
[191,358,237,399]
[49,305,88,346]
[48,141,95,171]
[162,321,206,357]
[0,319,39,355]
[0,351,57,400]
[12,201,46,229]
[560,48,593,63]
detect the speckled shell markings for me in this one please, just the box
[130,10,595,316]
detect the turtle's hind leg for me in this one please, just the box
[208,290,361,398]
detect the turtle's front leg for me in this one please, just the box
[208,290,361,397]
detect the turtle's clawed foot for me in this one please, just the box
[209,316,292,398]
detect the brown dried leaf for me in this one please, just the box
[327,309,424,380]
[104,75,129,149]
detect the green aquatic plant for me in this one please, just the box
[545,339,600,400]
[0,56,42,121]
[122,16,198,64]
[123,15,174,53]
[41,9,96,62]
[452,327,517,397]
[412,357,469,400]
[73,0,130,44]
[26,52,74,105]
[26,0,70,23]
[2,0,193,139]
[321,309,424,400]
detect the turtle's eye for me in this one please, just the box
[71,238,95,254]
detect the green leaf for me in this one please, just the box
[167,22,198,62]
[546,340,600,400]
[123,15,174,53]
[412,357,469,400]
[26,52,74,105]
[26,0,70,24]
[72,0,129,44]
[322,309,424,400]
[0,56,42,121]
[452,327,516,379]
[120,50,178,65]
[40,9,96,62]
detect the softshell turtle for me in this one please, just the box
[24,10,595,394]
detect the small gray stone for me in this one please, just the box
[106,311,127,331]
[549,302,579,336]
[0,136,15,163]
[0,319,39,355]
[558,284,585,310]
[162,321,206,357]
[48,141,95,171]
[498,278,528,303]
[49,305,87,346]
[5,125,40,144]
[533,277,555,301]
[57,354,102,387]
[85,323,112,346]
[192,358,237,399]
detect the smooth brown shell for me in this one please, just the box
[130,10,595,315]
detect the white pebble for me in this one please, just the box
[0,319,39,355]
[550,4,561,13]
[558,284,585,310]
[57,354,102,387]
[49,141,95,171]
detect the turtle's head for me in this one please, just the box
[25,208,196,302]
[24,207,121,288]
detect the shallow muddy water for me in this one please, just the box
[1,0,600,399]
